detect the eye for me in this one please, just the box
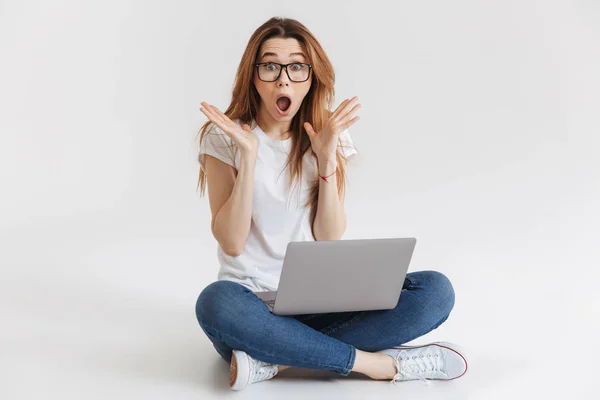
[264,62,277,71]
[290,63,303,71]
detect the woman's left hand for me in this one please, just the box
[304,96,361,161]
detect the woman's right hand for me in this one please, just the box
[200,102,259,157]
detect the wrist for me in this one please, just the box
[318,158,337,176]
[317,152,336,162]
[240,152,257,169]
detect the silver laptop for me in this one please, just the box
[254,237,417,316]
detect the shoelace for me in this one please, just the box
[390,347,449,385]
[250,360,278,383]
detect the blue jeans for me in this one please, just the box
[195,270,455,376]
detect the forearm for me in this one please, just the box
[212,155,256,256]
[313,157,347,241]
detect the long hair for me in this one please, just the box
[196,17,353,238]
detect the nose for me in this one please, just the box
[277,66,290,87]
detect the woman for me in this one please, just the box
[195,17,467,391]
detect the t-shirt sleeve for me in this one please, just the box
[338,128,358,158]
[198,123,238,172]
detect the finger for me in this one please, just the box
[303,122,316,137]
[200,102,227,126]
[200,107,237,140]
[200,106,225,130]
[340,116,360,131]
[200,103,222,123]
[201,103,239,136]
[200,101,217,114]
[332,98,351,119]
[340,103,361,123]
[303,122,313,136]
[200,102,213,115]
[206,103,232,124]
[199,106,219,124]
[336,96,359,120]
[201,103,247,145]
[333,96,358,120]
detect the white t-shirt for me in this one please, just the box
[198,119,357,292]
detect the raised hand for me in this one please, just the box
[303,96,361,161]
[200,102,259,156]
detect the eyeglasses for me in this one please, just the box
[254,62,312,82]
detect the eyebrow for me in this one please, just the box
[260,52,307,60]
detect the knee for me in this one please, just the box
[419,270,456,318]
[195,280,246,327]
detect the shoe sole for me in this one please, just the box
[230,350,250,390]
[229,352,238,388]
[384,341,468,380]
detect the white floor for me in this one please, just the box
[2,2,599,397]
[2,211,599,400]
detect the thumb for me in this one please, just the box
[241,123,251,132]
[304,122,316,137]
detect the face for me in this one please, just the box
[253,38,312,122]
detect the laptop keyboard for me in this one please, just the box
[264,299,275,310]
[254,291,276,310]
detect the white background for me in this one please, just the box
[1,0,598,398]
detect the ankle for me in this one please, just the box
[375,354,397,380]
[352,350,397,380]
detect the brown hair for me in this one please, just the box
[196,17,354,238]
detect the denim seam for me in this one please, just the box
[201,322,349,372]
[343,344,356,375]
[321,311,367,336]
[405,274,417,289]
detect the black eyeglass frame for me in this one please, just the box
[253,62,313,82]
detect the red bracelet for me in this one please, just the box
[319,170,336,183]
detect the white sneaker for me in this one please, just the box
[229,349,279,391]
[377,341,468,385]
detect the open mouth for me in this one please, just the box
[275,94,292,113]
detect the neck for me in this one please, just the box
[256,106,292,140]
